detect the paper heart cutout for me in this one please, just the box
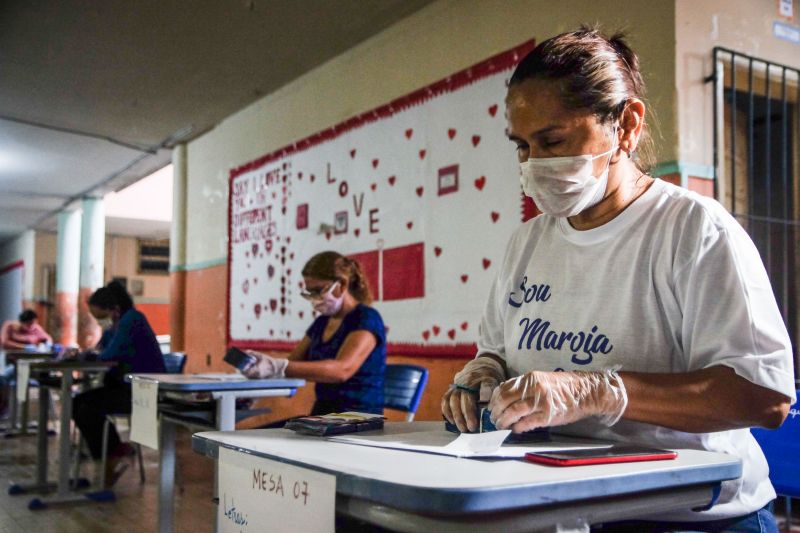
[280,308,286,316]
[482,258,491,269]
[416,186,423,197]
[272,192,277,199]
[448,128,456,140]
[405,128,413,139]
[269,299,278,312]
[474,176,486,191]
[472,135,481,147]
[242,280,250,294]
[370,183,377,191]
[310,174,316,182]
[432,325,441,336]
[299,311,304,319]
[422,330,430,341]
[269,329,274,336]
[406,221,413,229]
[265,239,273,252]
[287,236,291,244]
[267,265,275,279]
[372,158,379,169]
[419,149,426,159]
[460,322,468,331]
[289,252,294,260]
[286,268,292,276]
[488,104,498,117]
[491,211,500,223]
[447,329,456,340]
[252,243,259,255]
[297,172,303,180]
[253,277,258,285]
[460,274,469,283]
[354,228,361,237]
[254,304,262,319]
[388,176,396,186]
[325,231,331,240]
[350,149,356,158]
[247,325,251,331]
[434,246,442,257]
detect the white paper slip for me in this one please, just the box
[328,427,613,458]
[218,447,335,533]
[130,378,159,449]
[192,372,248,381]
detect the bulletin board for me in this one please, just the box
[227,39,538,357]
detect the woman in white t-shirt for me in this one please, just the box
[442,27,795,531]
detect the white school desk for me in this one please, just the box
[2,350,58,437]
[8,360,114,510]
[192,422,742,533]
[126,373,305,533]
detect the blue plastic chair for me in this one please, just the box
[383,364,428,421]
[162,352,187,374]
[751,391,800,532]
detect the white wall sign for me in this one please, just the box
[130,378,159,449]
[227,39,538,357]
[218,447,336,533]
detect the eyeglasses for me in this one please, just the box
[299,281,338,301]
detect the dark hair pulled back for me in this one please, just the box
[509,25,656,172]
[302,251,373,304]
[88,280,134,312]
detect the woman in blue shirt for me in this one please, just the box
[72,281,165,485]
[244,251,386,415]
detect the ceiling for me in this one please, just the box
[0,0,433,243]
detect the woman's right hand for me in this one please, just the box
[441,356,506,432]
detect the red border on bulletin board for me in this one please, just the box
[227,38,536,358]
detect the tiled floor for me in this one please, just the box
[0,419,215,533]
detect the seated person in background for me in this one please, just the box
[0,309,53,415]
[71,281,165,486]
[1,309,53,350]
[244,251,386,416]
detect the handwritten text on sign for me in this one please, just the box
[130,378,159,449]
[218,447,335,533]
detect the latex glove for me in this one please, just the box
[441,356,506,432]
[242,351,289,379]
[488,369,627,432]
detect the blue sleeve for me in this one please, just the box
[98,314,134,361]
[346,306,386,347]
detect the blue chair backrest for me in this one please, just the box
[162,352,187,374]
[751,391,800,498]
[384,364,428,420]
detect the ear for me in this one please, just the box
[618,98,645,156]
[332,279,347,297]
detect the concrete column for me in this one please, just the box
[55,210,81,346]
[78,197,105,349]
[169,144,188,352]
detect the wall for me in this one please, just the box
[28,231,172,336]
[180,0,677,420]
[104,235,171,334]
[674,0,800,176]
[0,230,35,303]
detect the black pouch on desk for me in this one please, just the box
[284,412,385,436]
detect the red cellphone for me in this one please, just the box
[524,445,678,466]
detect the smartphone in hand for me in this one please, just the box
[224,347,257,372]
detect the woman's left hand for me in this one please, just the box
[488,369,628,432]
[242,351,289,379]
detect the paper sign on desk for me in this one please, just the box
[218,447,335,533]
[130,378,159,449]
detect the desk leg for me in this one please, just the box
[8,365,18,431]
[20,381,31,435]
[56,373,73,497]
[158,417,176,533]
[36,386,49,487]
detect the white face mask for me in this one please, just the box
[311,281,344,316]
[519,127,618,218]
[96,317,113,330]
